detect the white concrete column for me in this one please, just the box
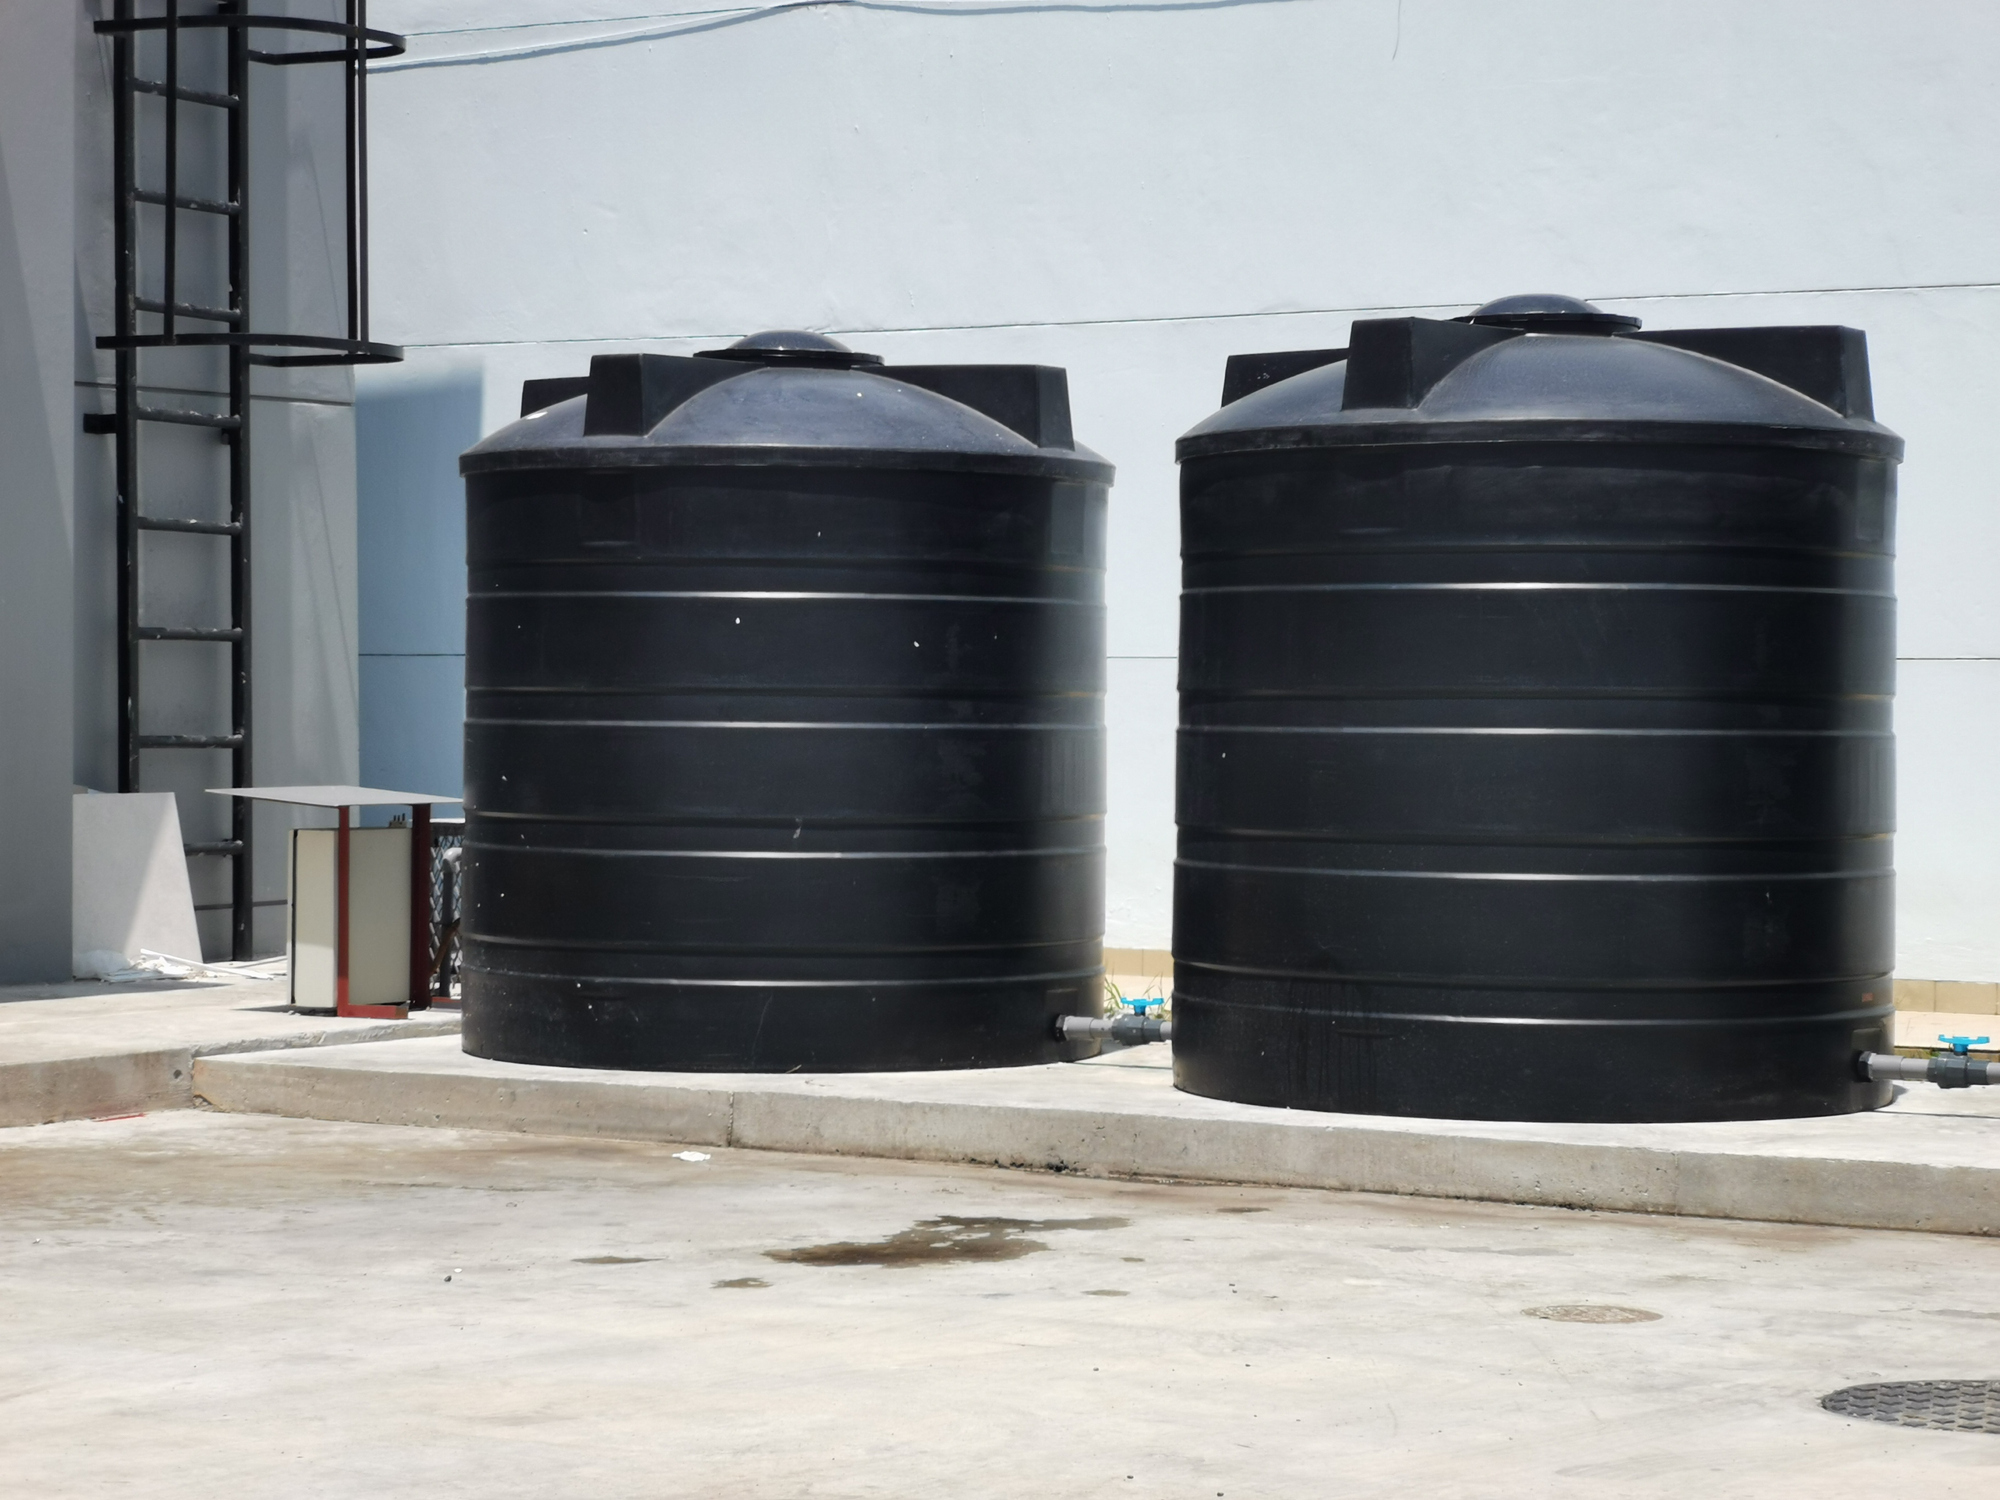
[0,0,78,980]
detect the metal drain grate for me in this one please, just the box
[1821,1381,2000,1434]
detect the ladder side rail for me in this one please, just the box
[355,0,370,342]
[162,0,180,343]
[344,1,360,345]
[226,0,254,957]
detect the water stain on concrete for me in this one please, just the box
[1524,1304,1662,1324]
[574,1255,654,1265]
[767,1215,1129,1268]
[714,1277,770,1289]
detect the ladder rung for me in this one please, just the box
[184,841,246,857]
[136,626,243,643]
[136,733,244,750]
[133,406,241,430]
[137,515,240,536]
[134,189,240,218]
[132,77,239,110]
[135,298,242,327]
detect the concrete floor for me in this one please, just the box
[3,1111,1996,1498]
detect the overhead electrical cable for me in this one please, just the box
[375,0,1324,71]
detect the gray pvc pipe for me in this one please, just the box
[1862,1052,1996,1088]
[1059,1014,1172,1044]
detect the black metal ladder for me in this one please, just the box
[86,2,403,957]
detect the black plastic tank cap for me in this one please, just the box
[1460,293,1641,334]
[695,330,884,369]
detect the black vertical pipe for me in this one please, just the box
[227,5,254,959]
[113,0,140,794]
[344,0,359,345]
[162,0,179,340]
[356,0,370,342]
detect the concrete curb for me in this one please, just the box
[192,1040,2000,1236]
[1,1016,463,1129]
[0,1048,197,1128]
[197,1052,733,1144]
[729,1091,2000,1236]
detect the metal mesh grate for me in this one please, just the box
[428,819,463,997]
[1821,1381,2000,1434]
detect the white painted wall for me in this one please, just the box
[355,364,480,813]
[361,0,2000,972]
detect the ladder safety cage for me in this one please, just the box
[85,2,405,959]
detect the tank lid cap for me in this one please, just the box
[1459,293,1641,333]
[694,329,885,369]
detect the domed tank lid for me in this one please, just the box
[463,341,1111,482]
[1178,294,1902,463]
[695,329,886,369]
[1459,293,1640,334]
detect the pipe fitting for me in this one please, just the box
[1059,1014,1172,1045]
[1860,1051,1996,1089]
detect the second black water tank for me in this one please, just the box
[457,333,1113,1071]
[1172,296,1903,1122]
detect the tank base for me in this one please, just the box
[462,969,1101,1072]
[1169,987,1894,1123]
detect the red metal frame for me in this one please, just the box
[335,805,350,1009]
[332,800,417,1020]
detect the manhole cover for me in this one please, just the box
[1523,1305,1661,1324]
[1821,1381,2000,1434]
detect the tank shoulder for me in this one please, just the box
[1179,320,1903,461]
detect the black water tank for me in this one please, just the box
[457,332,1113,1071]
[1173,295,1903,1122]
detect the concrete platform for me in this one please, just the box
[0,976,460,1127]
[5,1110,1998,1500]
[196,1035,2000,1236]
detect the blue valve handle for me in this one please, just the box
[1938,1034,1991,1055]
[1127,996,1164,1016]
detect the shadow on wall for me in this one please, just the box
[356,370,483,822]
